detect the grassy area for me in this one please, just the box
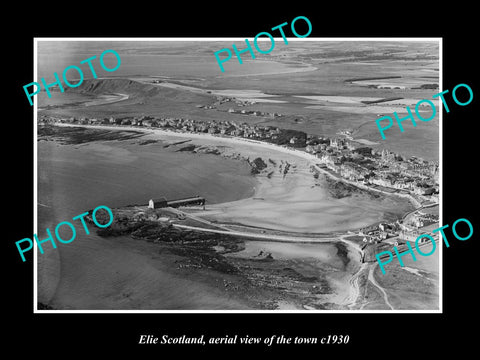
[373,259,439,310]
[361,281,391,310]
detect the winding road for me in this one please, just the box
[172,223,338,243]
[341,262,394,310]
[173,209,396,310]
[342,263,368,309]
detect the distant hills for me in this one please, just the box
[64,78,162,98]
[63,77,213,105]
[47,77,214,119]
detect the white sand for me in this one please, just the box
[202,168,382,233]
[56,124,402,234]
[295,95,383,104]
[84,93,129,107]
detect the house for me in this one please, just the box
[340,162,369,181]
[379,223,392,232]
[198,124,208,132]
[143,120,154,127]
[148,198,168,209]
[370,176,392,187]
[331,138,346,149]
[354,147,373,156]
[225,125,236,134]
[413,183,435,195]
[233,129,244,137]
[319,154,342,171]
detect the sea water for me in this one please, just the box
[37,139,257,309]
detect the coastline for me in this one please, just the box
[52,122,421,205]
[32,40,441,311]
[53,123,415,234]
[36,124,433,311]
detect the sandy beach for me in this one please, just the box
[83,93,129,107]
[55,123,414,234]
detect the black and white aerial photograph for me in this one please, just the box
[35,39,441,311]
[8,4,480,356]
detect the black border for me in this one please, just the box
[6,5,478,355]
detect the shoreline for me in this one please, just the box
[37,124,432,310]
[47,123,416,237]
[52,122,422,209]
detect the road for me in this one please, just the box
[172,223,338,243]
[174,210,397,311]
[170,207,339,243]
[367,263,394,310]
[342,263,368,309]
[175,221,376,310]
[401,201,439,221]
[173,211,379,310]
[164,208,404,311]
[168,207,232,232]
